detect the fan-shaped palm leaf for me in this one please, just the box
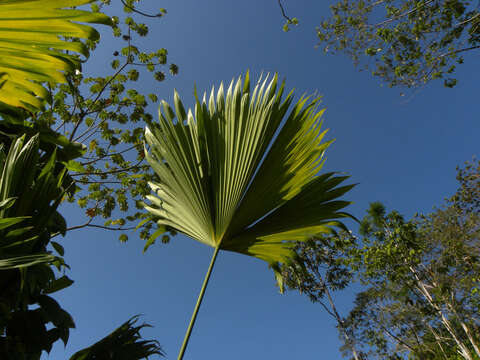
[0,0,112,112]
[143,72,355,359]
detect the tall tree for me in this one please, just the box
[280,235,362,360]
[342,162,480,360]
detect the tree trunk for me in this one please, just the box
[409,265,474,360]
[311,266,362,360]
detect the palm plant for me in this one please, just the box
[69,316,164,360]
[0,134,77,358]
[0,0,111,112]
[143,72,355,359]
[0,134,68,270]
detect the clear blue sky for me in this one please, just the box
[44,1,478,359]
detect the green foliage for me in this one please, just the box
[0,0,112,111]
[143,72,354,359]
[69,315,164,360]
[281,235,355,302]
[32,0,179,243]
[0,128,164,360]
[316,0,480,87]
[143,72,354,283]
[277,0,299,32]
[341,162,480,360]
[282,17,299,32]
[280,235,363,360]
[0,133,75,359]
[0,2,169,358]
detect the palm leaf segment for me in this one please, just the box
[0,0,112,111]
[144,73,354,278]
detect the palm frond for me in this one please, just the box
[0,0,112,112]
[144,72,354,279]
[0,253,55,269]
[143,72,355,360]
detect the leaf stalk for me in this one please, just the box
[177,246,220,360]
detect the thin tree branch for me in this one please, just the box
[438,45,480,58]
[73,29,133,142]
[130,61,165,67]
[63,221,137,233]
[277,0,293,22]
[85,224,137,231]
[120,0,162,18]
[75,180,122,184]
[72,161,143,177]
[455,12,480,28]
[63,218,94,233]
[79,145,138,165]
[317,299,337,318]
[372,0,435,28]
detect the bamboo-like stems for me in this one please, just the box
[177,246,220,360]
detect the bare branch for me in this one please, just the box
[277,0,293,22]
[63,221,136,233]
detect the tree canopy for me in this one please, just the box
[340,161,480,359]
[313,0,480,88]
[5,0,179,244]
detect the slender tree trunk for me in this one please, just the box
[425,323,450,360]
[448,304,480,358]
[324,284,362,360]
[409,266,474,360]
[310,266,362,360]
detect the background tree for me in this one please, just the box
[342,161,480,360]
[310,0,480,88]
[34,0,178,243]
[280,235,362,360]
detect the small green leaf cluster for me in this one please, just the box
[316,0,480,87]
[282,17,299,32]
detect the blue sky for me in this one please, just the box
[44,1,478,359]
